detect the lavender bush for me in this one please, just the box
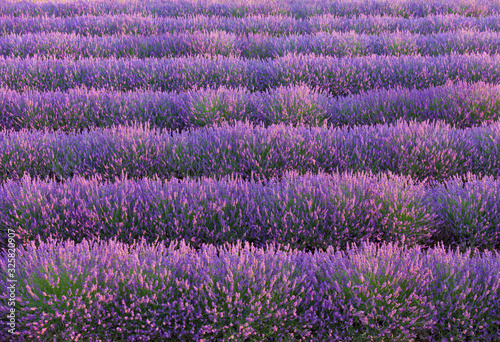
[1,53,500,94]
[1,82,499,132]
[0,239,498,341]
[328,81,500,129]
[0,171,440,252]
[2,14,500,37]
[310,14,500,35]
[425,173,500,251]
[2,171,499,253]
[2,0,500,18]
[2,120,499,183]
[3,30,500,60]
[0,14,311,37]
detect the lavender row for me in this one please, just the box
[2,53,500,94]
[4,30,500,60]
[1,120,500,184]
[1,0,499,18]
[1,239,499,341]
[2,14,500,37]
[2,82,499,133]
[2,171,499,252]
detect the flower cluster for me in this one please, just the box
[1,81,498,132]
[1,14,500,36]
[1,171,499,253]
[2,30,500,60]
[1,53,500,94]
[1,239,498,341]
[2,0,499,18]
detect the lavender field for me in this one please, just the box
[0,0,500,341]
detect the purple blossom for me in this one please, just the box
[0,53,499,94]
[1,120,499,183]
[1,81,498,132]
[1,171,499,253]
[0,170,439,252]
[1,14,500,37]
[1,1,500,20]
[1,30,500,60]
[0,238,498,341]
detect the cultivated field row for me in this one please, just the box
[1,0,498,18]
[1,82,498,132]
[2,120,499,183]
[2,14,500,36]
[2,30,500,59]
[1,53,500,93]
[1,239,498,341]
[2,172,498,252]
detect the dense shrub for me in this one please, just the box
[1,82,499,132]
[1,120,499,183]
[1,53,500,94]
[1,239,498,341]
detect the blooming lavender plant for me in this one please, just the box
[2,171,500,253]
[1,238,498,341]
[2,0,500,18]
[1,53,500,94]
[1,120,499,183]
[0,14,311,37]
[1,82,499,132]
[2,30,500,60]
[425,173,500,251]
[328,81,500,129]
[2,14,500,37]
[0,171,438,253]
[310,14,500,35]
